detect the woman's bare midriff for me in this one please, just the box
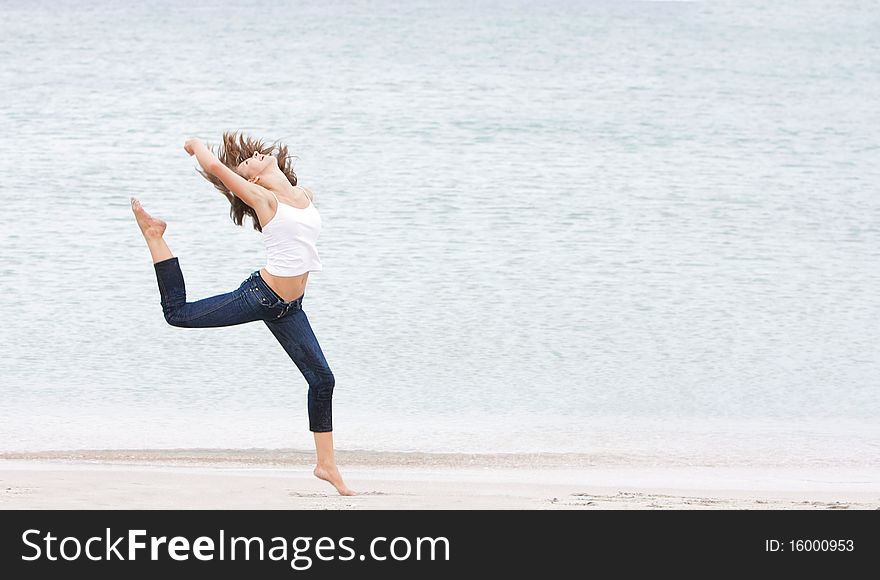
[259,268,309,302]
[254,186,314,301]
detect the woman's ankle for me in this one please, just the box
[316,459,338,470]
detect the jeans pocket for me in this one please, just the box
[250,283,275,307]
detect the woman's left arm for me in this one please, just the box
[184,138,267,208]
[185,138,219,173]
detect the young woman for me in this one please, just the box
[130,131,354,496]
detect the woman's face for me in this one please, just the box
[237,151,277,179]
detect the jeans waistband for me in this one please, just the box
[250,270,304,306]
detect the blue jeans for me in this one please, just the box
[153,256,335,432]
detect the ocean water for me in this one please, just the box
[0,0,878,466]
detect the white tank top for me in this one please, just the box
[263,190,323,276]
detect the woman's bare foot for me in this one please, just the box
[130,197,167,239]
[314,464,356,496]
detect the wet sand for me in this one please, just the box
[1,449,877,509]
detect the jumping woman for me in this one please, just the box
[130,132,354,496]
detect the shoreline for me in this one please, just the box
[1,449,878,510]
[2,447,875,468]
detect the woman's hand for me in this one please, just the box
[184,137,204,156]
[184,136,222,176]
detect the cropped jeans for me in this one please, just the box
[153,256,335,432]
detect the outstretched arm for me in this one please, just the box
[184,138,267,208]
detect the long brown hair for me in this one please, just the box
[197,131,298,232]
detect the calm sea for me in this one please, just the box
[0,0,877,466]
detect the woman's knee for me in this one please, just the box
[163,306,190,328]
[310,369,335,400]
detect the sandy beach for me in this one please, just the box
[1,450,877,510]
